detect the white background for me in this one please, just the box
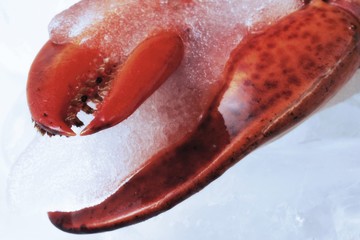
[1,1,360,239]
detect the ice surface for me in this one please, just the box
[1,0,360,240]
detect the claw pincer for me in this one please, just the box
[27,31,184,136]
[27,42,106,136]
[25,0,360,234]
[81,31,184,136]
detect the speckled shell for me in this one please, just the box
[219,0,360,140]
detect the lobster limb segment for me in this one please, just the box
[48,0,360,233]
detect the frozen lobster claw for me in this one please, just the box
[27,30,184,136]
[26,0,360,234]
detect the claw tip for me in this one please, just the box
[80,122,105,136]
[34,120,76,137]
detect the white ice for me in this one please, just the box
[1,0,360,240]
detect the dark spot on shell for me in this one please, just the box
[248,42,256,50]
[288,75,301,86]
[287,33,299,40]
[282,90,293,98]
[256,63,268,70]
[260,52,273,62]
[305,45,312,52]
[96,77,103,84]
[267,94,280,106]
[283,24,290,32]
[292,114,299,121]
[81,95,88,103]
[325,17,336,26]
[251,73,261,80]
[282,68,294,75]
[244,80,252,86]
[43,113,48,117]
[340,17,348,24]
[260,104,268,111]
[300,56,316,71]
[302,31,311,39]
[316,44,324,53]
[252,97,261,104]
[336,37,344,44]
[264,80,278,89]
[246,113,256,120]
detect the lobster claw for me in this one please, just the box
[45,0,360,234]
[27,31,184,136]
